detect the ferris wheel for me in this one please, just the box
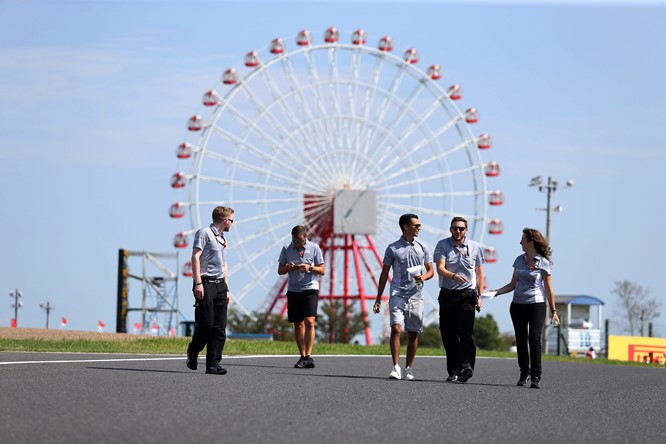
[169,27,503,343]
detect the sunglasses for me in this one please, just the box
[451,226,467,232]
[223,219,234,223]
[411,224,422,228]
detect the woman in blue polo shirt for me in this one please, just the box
[493,228,560,389]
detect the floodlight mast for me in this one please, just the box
[530,176,574,242]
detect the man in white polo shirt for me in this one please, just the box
[278,225,325,369]
[373,213,434,380]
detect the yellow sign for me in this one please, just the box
[609,335,666,364]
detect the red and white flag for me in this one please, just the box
[151,323,159,335]
[97,320,105,333]
[168,327,176,337]
[133,322,142,333]
[60,317,68,328]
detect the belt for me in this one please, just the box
[201,276,225,283]
[442,287,476,295]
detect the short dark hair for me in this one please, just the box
[450,216,467,228]
[399,213,419,232]
[212,206,234,223]
[291,225,307,237]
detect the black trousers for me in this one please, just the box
[510,302,546,378]
[439,288,477,376]
[188,280,228,367]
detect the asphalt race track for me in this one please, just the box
[1,352,663,443]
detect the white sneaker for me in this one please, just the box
[388,364,401,380]
[405,366,415,381]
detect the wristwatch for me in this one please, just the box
[308,265,313,273]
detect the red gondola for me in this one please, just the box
[169,202,185,218]
[488,190,504,206]
[324,26,339,43]
[485,161,500,177]
[448,84,462,100]
[484,248,498,263]
[464,108,479,124]
[352,29,367,45]
[202,90,220,107]
[170,172,186,189]
[488,219,503,235]
[270,38,284,54]
[427,64,441,80]
[176,142,193,159]
[477,133,492,150]
[187,115,203,131]
[173,232,188,249]
[378,36,393,52]
[297,29,311,46]
[245,51,260,67]
[222,68,238,85]
[403,48,419,64]
[182,261,193,277]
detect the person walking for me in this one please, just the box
[434,216,484,383]
[373,213,434,380]
[186,206,235,375]
[491,227,559,389]
[278,225,325,369]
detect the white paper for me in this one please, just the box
[479,290,497,299]
[406,265,422,276]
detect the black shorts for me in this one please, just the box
[287,289,319,323]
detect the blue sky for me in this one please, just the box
[1,0,665,338]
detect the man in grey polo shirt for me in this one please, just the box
[373,213,434,380]
[434,216,485,383]
[278,225,325,369]
[186,206,234,375]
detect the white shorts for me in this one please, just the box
[389,296,424,332]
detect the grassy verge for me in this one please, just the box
[0,335,660,367]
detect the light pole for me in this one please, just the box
[529,176,574,242]
[40,301,55,329]
[9,289,23,327]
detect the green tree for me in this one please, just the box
[227,309,294,342]
[316,301,369,343]
[416,323,443,349]
[473,313,502,351]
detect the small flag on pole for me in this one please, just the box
[168,327,176,337]
[97,320,105,333]
[60,317,68,328]
[133,322,142,333]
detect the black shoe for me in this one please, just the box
[205,364,227,375]
[457,367,473,383]
[304,356,315,369]
[186,354,198,371]
[530,376,541,389]
[517,371,529,386]
[294,356,307,368]
[445,374,458,382]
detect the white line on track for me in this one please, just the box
[0,354,507,366]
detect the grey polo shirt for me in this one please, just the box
[193,224,227,279]
[278,240,324,292]
[512,253,552,304]
[434,237,485,290]
[382,237,432,300]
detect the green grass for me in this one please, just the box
[0,336,660,367]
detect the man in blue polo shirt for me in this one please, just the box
[373,213,434,381]
[434,216,485,383]
[186,206,234,375]
[278,225,325,369]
